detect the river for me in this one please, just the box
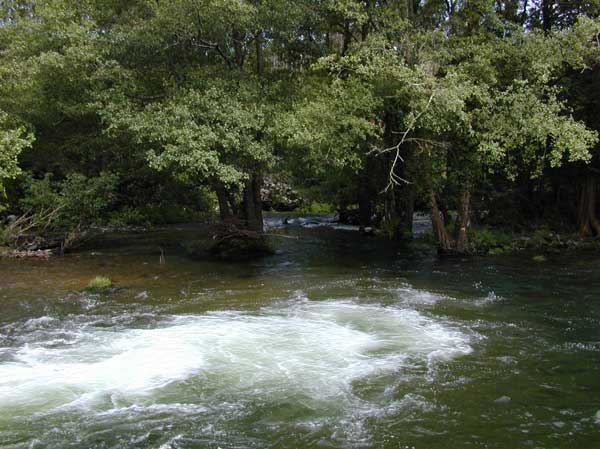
[1,216,599,448]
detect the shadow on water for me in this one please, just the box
[1,215,599,449]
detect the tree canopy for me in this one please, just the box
[1,0,599,251]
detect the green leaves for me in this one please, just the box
[273,76,381,174]
[0,111,34,209]
[477,82,598,178]
[101,80,274,187]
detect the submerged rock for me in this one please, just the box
[135,291,149,300]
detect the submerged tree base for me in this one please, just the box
[436,247,472,258]
[182,224,273,261]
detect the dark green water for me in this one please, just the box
[1,219,599,449]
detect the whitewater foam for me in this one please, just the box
[0,300,471,421]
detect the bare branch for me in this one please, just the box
[191,38,234,68]
[370,93,435,192]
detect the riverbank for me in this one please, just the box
[0,221,272,261]
[2,213,598,262]
[460,226,600,257]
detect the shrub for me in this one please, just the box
[470,227,514,254]
[108,207,149,227]
[0,223,7,246]
[298,201,335,214]
[59,172,119,227]
[419,228,437,244]
[379,216,413,240]
[19,172,119,230]
[531,226,552,247]
[19,173,60,213]
[109,203,214,227]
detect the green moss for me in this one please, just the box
[532,255,547,262]
[86,276,113,290]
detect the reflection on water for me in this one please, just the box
[0,217,599,449]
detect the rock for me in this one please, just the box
[360,226,375,236]
[494,395,511,404]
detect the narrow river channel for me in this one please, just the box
[1,217,599,448]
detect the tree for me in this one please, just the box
[91,0,336,232]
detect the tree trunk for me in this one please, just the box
[255,30,264,76]
[398,185,415,239]
[430,189,454,252]
[242,175,264,232]
[578,176,600,237]
[342,21,351,55]
[382,111,415,240]
[392,142,416,240]
[358,183,372,232]
[233,30,245,68]
[214,183,232,221]
[243,180,257,231]
[380,110,412,239]
[455,189,471,253]
[252,173,264,232]
[361,0,372,40]
[383,184,414,240]
[358,157,377,232]
[541,0,553,33]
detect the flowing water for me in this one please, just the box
[0,217,599,449]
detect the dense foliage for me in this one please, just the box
[1,0,599,253]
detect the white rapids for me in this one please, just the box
[0,300,471,419]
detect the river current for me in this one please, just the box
[0,217,599,448]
